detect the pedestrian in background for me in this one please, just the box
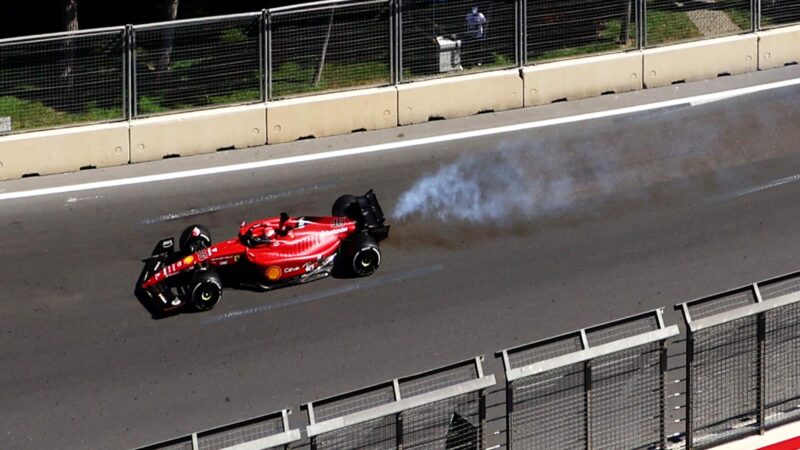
[465,6,487,67]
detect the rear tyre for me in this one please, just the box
[179,224,212,254]
[189,270,222,311]
[346,234,381,277]
[332,195,357,218]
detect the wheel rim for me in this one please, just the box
[200,289,213,302]
[354,248,380,275]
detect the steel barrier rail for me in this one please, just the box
[305,357,495,449]
[499,309,679,450]
[677,270,800,449]
[136,409,301,450]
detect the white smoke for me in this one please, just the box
[393,144,577,223]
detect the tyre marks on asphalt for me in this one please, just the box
[202,263,444,324]
[706,174,800,203]
[140,182,336,224]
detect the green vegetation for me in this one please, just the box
[725,8,754,32]
[271,61,390,98]
[221,28,248,44]
[646,10,702,45]
[209,89,261,105]
[0,96,121,132]
[137,95,169,115]
[530,19,629,63]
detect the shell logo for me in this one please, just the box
[265,266,282,281]
[182,255,194,265]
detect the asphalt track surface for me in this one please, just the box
[4,67,800,449]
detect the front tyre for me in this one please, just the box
[189,270,222,311]
[347,234,381,277]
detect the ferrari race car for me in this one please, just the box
[136,190,389,314]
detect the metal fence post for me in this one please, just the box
[130,26,138,118]
[516,0,525,67]
[265,10,273,101]
[124,25,133,121]
[584,360,592,450]
[260,9,267,102]
[686,328,694,449]
[397,0,404,83]
[639,0,647,48]
[505,380,513,448]
[757,311,767,434]
[660,342,668,449]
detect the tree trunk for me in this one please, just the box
[61,0,78,86]
[314,10,335,88]
[157,0,180,72]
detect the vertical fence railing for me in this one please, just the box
[499,309,678,450]
[268,0,392,100]
[305,357,495,449]
[4,0,800,134]
[0,27,126,134]
[677,271,800,449]
[131,13,263,118]
[135,409,301,450]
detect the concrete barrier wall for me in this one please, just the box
[129,104,266,163]
[643,35,758,88]
[523,52,643,107]
[266,87,397,144]
[397,69,523,125]
[0,123,129,180]
[757,25,800,70]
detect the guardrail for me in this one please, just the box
[2,0,800,134]
[136,269,800,450]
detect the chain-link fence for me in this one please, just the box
[399,0,516,80]
[306,357,494,450]
[645,0,752,47]
[500,310,678,450]
[3,0,800,132]
[526,0,638,63]
[678,272,800,449]
[761,0,800,28]
[269,0,392,99]
[0,28,125,134]
[137,409,301,450]
[133,14,263,117]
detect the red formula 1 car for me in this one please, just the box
[136,191,389,314]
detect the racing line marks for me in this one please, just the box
[706,173,800,203]
[139,182,336,224]
[2,76,800,202]
[201,263,444,324]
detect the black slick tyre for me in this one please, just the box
[189,270,222,311]
[332,195,357,218]
[179,224,212,254]
[348,234,381,277]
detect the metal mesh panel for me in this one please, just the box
[270,1,391,99]
[527,0,638,63]
[509,363,587,449]
[690,316,759,448]
[587,315,659,347]
[507,334,583,369]
[759,275,800,301]
[645,0,752,47]
[314,415,398,450]
[761,0,800,29]
[313,384,396,423]
[134,15,261,117]
[0,30,124,133]
[403,392,481,449]
[687,289,756,321]
[590,343,663,449]
[765,302,800,427]
[400,363,478,398]
[400,0,516,81]
[141,438,195,450]
[196,415,285,450]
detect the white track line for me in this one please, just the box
[3,76,800,202]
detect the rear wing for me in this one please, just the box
[354,190,390,242]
